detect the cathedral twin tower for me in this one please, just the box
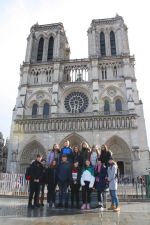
[7,14,149,176]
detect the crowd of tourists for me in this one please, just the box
[26,140,120,212]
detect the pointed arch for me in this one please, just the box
[100,31,106,56]
[20,140,47,173]
[47,36,54,61]
[59,133,91,150]
[110,31,116,56]
[37,37,44,61]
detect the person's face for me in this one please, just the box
[62,157,67,162]
[42,161,46,166]
[83,144,86,148]
[74,162,79,168]
[101,145,105,151]
[108,159,112,164]
[52,161,56,166]
[37,157,42,162]
[75,147,78,153]
[86,160,90,166]
[93,147,96,152]
[97,160,101,165]
[64,142,69,147]
[54,144,58,150]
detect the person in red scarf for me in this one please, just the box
[70,160,81,209]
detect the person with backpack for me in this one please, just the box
[81,159,95,210]
[95,158,107,209]
[25,160,35,181]
[28,154,43,209]
[107,157,120,212]
[59,140,73,164]
[70,160,81,209]
[45,159,58,207]
[47,144,60,166]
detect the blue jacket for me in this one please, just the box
[98,164,107,186]
[60,147,73,164]
[57,161,72,183]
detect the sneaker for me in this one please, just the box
[56,203,63,208]
[47,203,49,207]
[87,203,90,210]
[95,204,103,209]
[28,203,34,209]
[81,204,86,210]
[65,203,68,208]
[52,203,55,208]
[70,203,74,209]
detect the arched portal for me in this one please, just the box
[59,133,91,150]
[117,161,124,175]
[105,135,132,174]
[20,140,47,173]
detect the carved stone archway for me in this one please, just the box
[20,140,47,173]
[105,135,132,174]
[59,133,91,150]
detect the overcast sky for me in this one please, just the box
[0,0,150,150]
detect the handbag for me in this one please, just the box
[105,178,109,185]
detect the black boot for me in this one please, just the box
[76,203,80,209]
[70,202,74,209]
[28,203,34,209]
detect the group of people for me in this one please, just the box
[27,140,120,212]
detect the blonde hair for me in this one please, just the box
[73,146,81,155]
[91,144,99,156]
[53,143,60,151]
[81,142,89,149]
[111,160,118,169]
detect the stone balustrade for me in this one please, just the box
[14,115,137,133]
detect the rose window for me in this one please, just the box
[64,92,89,113]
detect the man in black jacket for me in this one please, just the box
[28,154,43,208]
[57,154,72,208]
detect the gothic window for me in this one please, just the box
[113,66,117,78]
[32,104,38,115]
[64,92,89,113]
[110,31,116,56]
[100,32,106,56]
[104,100,109,112]
[47,36,54,61]
[116,99,122,111]
[36,72,38,83]
[43,103,49,115]
[102,67,107,80]
[37,37,44,61]
[49,76,51,82]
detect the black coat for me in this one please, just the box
[73,153,83,167]
[82,148,91,166]
[70,167,81,185]
[45,167,58,185]
[100,150,112,166]
[30,160,43,182]
[57,162,72,183]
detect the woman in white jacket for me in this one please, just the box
[81,159,95,210]
[107,157,120,212]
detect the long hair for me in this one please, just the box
[81,142,90,150]
[91,144,100,156]
[49,159,57,169]
[52,143,60,152]
[101,144,109,153]
[73,146,81,155]
[84,159,91,169]
[72,161,80,171]
[110,160,118,169]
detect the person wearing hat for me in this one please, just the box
[95,158,107,209]
[56,154,72,208]
[70,160,81,209]
[107,156,120,212]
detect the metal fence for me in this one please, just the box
[0,173,149,200]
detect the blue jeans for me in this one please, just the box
[58,180,69,204]
[110,190,119,205]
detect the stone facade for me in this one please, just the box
[0,133,9,172]
[7,14,149,176]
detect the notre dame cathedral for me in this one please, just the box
[7,14,149,176]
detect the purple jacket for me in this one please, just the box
[47,150,60,166]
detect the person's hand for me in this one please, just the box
[89,187,92,188]
[34,179,37,182]
[74,181,77,184]
[46,184,48,186]
[36,179,39,182]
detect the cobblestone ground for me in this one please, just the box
[0,197,150,225]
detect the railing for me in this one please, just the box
[0,173,149,201]
[22,110,130,120]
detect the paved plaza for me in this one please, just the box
[0,197,150,224]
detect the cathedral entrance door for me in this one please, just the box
[117,161,124,175]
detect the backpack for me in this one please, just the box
[25,167,31,180]
[116,168,119,178]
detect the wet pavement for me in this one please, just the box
[0,197,150,224]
